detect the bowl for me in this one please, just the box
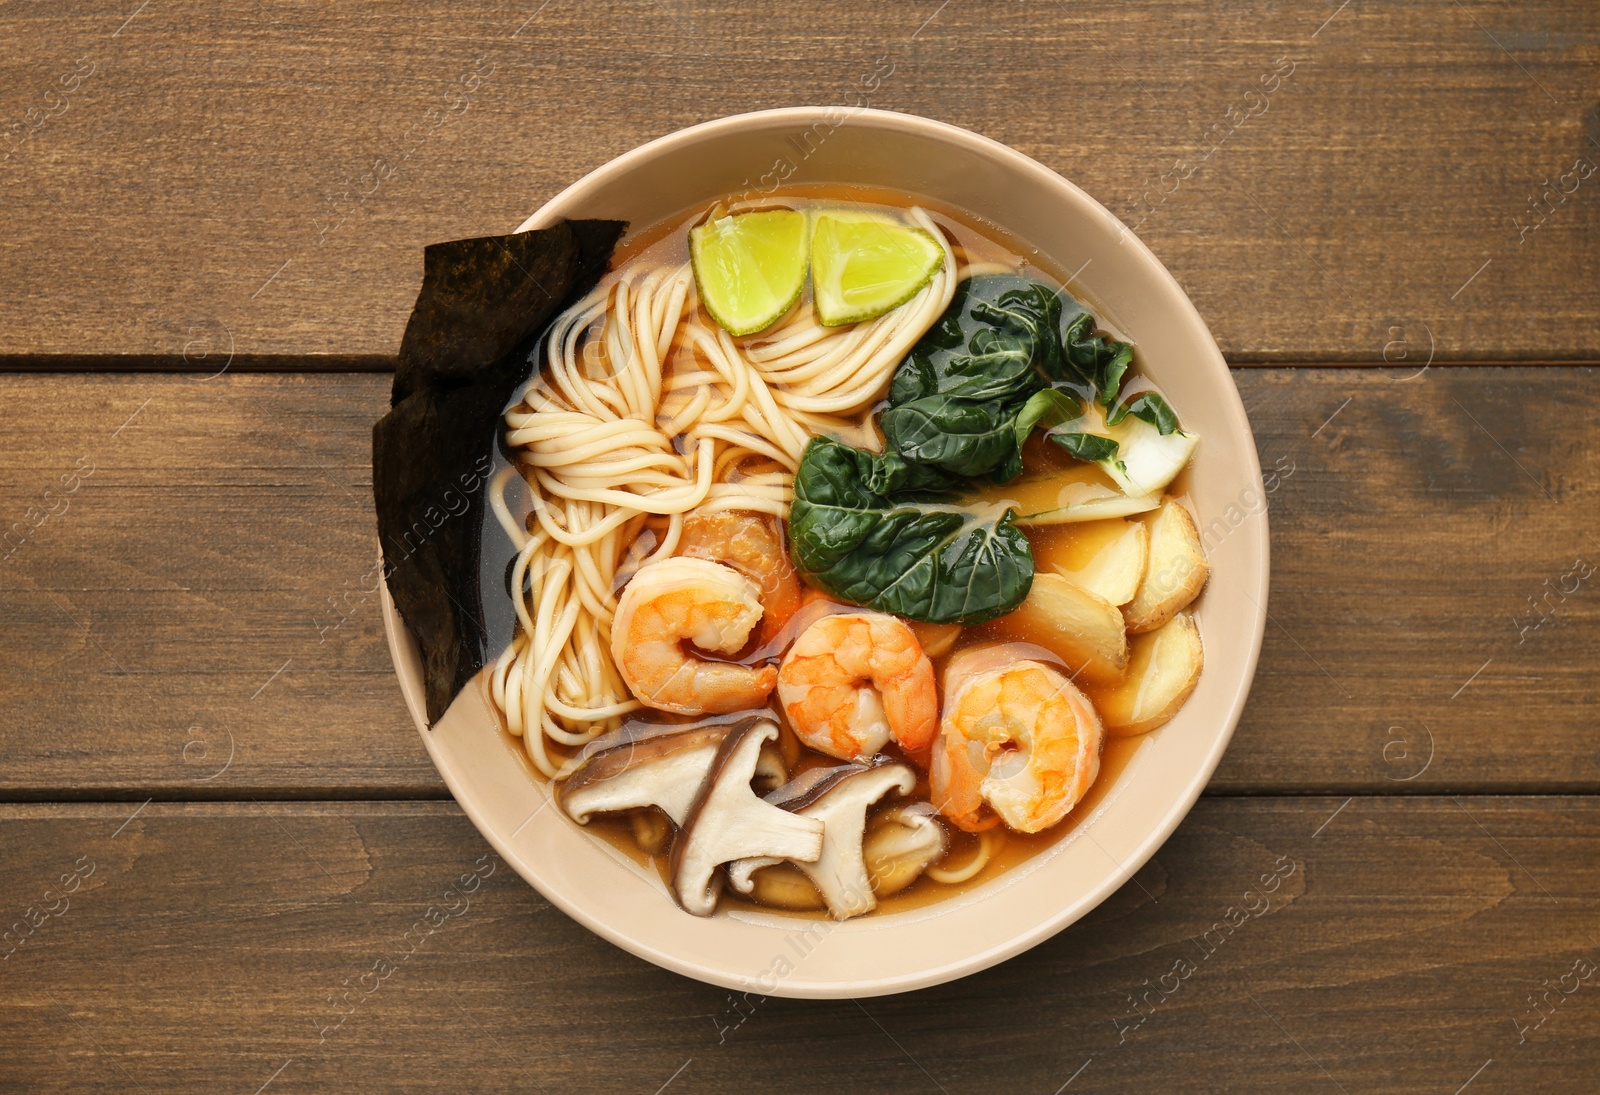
[381,107,1269,998]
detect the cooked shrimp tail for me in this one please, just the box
[611,556,778,715]
[931,643,1104,833]
[777,610,938,762]
[677,511,802,644]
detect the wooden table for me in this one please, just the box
[4,2,1598,1090]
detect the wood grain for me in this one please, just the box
[3,369,1597,797]
[1,796,1595,1093]
[5,2,1596,1089]
[1,1,1597,365]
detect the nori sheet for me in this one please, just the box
[374,218,625,724]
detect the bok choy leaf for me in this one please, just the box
[788,437,1033,625]
[881,274,1142,480]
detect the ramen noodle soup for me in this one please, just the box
[483,185,1209,920]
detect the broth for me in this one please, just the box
[484,182,1190,921]
[483,670,1147,918]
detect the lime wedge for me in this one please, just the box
[689,209,809,336]
[811,213,944,327]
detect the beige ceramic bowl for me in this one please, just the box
[381,107,1269,998]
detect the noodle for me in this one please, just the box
[465,192,1164,917]
[491,208,960,777]
[924,828,1006,885]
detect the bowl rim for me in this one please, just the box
[381,105,1269,997]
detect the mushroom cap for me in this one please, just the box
[669,717,825,917]
[558,716,785,827]
[863,802,947,898]
[729,761,918,920]
[739,802,949,911]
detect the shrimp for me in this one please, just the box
[931,643,1104,833]
[611,556,778,715]
[677,511,801,644]
[776,611,938,762]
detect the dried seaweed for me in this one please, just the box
[374,218,625,723]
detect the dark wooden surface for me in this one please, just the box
[4,1,1598,1090]
[1,0,1598,366]
[4,797,1599,1094]
[5,369,1595,798]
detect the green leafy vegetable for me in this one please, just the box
[1095,405,1198,497]
[1014,387,1121,463]
[1105,390,1180,434]
[881,274,1141,480]
[1059,305,1134,406]
[1051,429,1121,463]
[1012,387,1081,449]
[887,276,1062,406]
[788,437,1033,625]
[882,276,1060,477]
[789,275,1169,625]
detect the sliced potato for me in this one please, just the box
[1034,518,1149,607]
[1086,613,1204,736]
[1123,499,1209,633]
[991,573,1128,685]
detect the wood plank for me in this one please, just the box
[1,796,1597,1092]
[0,373,435,797]
[3,369,1597,796]
[0,1,1596,365]
[1233,364,1600,794]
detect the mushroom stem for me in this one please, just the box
[740,804,949,911]
[729,762,920,920]
[670,719,825,917]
